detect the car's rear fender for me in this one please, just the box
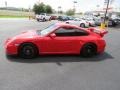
[79,39,98,54]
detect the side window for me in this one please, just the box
[74,19,78,21]
[55,27,88,37]
[74,29,89,36]
[55,28,74,36]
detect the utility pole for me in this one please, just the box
[73,1,77,12]
[5,1,7,8]
[29,6,31,20]
[101,0,110,29]
[104,0,110,23]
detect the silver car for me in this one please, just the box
[65,18,89,28]
[85,18,96,27]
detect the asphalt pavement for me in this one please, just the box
[0,19,120,90]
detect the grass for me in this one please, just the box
[0,10,34,18]
[0,15,29,18]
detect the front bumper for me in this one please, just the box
[5,43,18,55]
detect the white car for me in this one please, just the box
[85,18,96,26]
[65,18,89,28]
[36,13,51,22]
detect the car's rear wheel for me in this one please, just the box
[81,43,97,57]
[18,43,38,59]
[80,23,85,28]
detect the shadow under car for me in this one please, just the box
[7,52,114,65]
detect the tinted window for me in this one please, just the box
[55,28,88,37]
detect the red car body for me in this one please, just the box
[5,23,107,58]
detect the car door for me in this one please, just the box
[73,19,80,26]
[39,27,82,54]
[54,27,90,54]
[39,26,89,54]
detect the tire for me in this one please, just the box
[18,43,38,59]
[42,18,46,22]
[80,43,97,57]
[66,22,69,24]
[37,19,40,22]
[80,23,85,28]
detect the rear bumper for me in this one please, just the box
[97,40,106,53]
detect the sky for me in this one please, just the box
[0,0,120,12]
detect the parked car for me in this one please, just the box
[50,15,57,20]
[113,18,120,24]
[58,16,68,21]
[65,18,89,28]
[85,18,96,27]
[67,16,74,20]
[93,17,102,26]
[5,23,108,59]
[58,16,74,21]
[108,19,118,27]
[94,17,118,27]
[111,15,120,24]
[36,13,51,22]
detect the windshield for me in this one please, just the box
[40,13,45,15]
[39,24,56,36]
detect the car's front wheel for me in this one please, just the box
[81,43,97,57]
[42,18,46,22]
[18,43,38,59]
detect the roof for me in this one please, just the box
[55,22,80,28]
[53,22,87,31]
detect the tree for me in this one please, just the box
[45,5,53,14]
[33,3,45,14]
[66,9,75,16]
[33,3,53,14]
[78,12,83,15]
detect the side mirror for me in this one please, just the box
[49,33,56,38]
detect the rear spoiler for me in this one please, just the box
[88,28,108,37]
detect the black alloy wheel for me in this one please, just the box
[81,43,97,57]
[19,43,38,59]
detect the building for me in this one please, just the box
[85,0,120,18]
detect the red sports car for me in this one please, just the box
[5,23,108,59]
